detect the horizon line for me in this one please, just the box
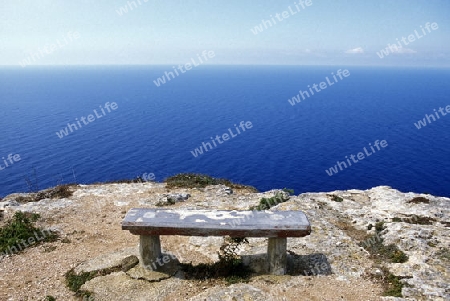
[1,64,449,69]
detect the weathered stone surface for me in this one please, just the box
[74,247,138,274]
[2,197,73,213]
[216,185,233,195]
[2,183,449,300]
[126,258,178,282]
[0,199,20,210]
[81,272,184,301]
[1,193,34,203]
[166,193,191,203]
[285,186,450,300]
[188,284,266,301]
[122,209,311,237]
[139,235,161,267]
[268,237,287,275]
[121,255,140,272]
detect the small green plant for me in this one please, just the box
[427,241,437,247]
[407,197,430,204]
[388,246,409,263]
[359,235,408,264]
[250,191,290,211]
[219,237,252,284]
[436,248,450,262]
[375,221,385,232]
[391,215,435,225]
[0,211,58,254]
[392,214,434,225]
[360,224,408,298]
[359,221,408,264]
[65,257,138,296]
[369,266,406,297]
[406,215,435,225]
[383,269,405,297]
[219,237,249,262]
[331,195,343,202]
[180,236,252,284]
[45,296,56,301]
[361,222,409,297]
[165,173,258,192]
[33,184,73,201]
[282,188,294,195]
[65,269,96,292]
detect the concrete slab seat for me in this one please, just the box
[121,208,311,275]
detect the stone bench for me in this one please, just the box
[121,208,311,275]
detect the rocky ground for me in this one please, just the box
[0,182,448,301]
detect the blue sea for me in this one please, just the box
[1,66,449,197]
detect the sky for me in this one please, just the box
[1,0,449,66]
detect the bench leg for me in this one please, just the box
[139,235,162,269]
[268,237,287,275]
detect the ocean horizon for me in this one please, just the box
[1,65,449,198]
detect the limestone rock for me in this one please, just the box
[1,183,449,300]
[74,247,139,275]
[188,284,266,301]
[81,272,185,301]
[166,193,191,203]
[0,199,20,210]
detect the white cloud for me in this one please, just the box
[345,47,364,54]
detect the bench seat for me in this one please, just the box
[122,208,311,275]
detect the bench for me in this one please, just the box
[121,208,311,275]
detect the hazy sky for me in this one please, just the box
[1,0,449,66]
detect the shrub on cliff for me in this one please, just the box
[0,212,58,255]
[165,173,258,192]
